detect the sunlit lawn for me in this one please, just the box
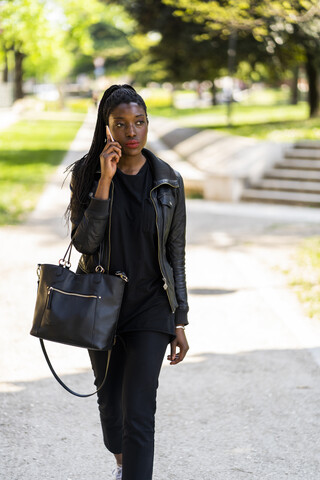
[148,102,320,142]
[0,118,83,225]
[43,97,92,113]
[145,87,318,141]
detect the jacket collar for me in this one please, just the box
[142,148,179,188]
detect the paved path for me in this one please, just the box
[0,107,19,131]
[1,112,320,480]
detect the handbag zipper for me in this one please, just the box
[47,286,101,309]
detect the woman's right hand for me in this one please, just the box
[94,129,121,200]
[99,129,122,182]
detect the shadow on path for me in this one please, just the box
[1,348,319,480]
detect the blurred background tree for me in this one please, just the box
[0,0,96,99]
[0,0,143,100]
[162,0,320,117]
[0,0,319,119]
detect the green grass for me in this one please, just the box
[141,87,173,109]
[43,97,92,113]
[148,101,319,142]
[241,87,296,106]
[289,238,320,321]
[0,118,83,225]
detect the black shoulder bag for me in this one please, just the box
[30,241,128,397]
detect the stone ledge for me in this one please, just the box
[151,116,285,201]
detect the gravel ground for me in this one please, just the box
[1,113,320,480]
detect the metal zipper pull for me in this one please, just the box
[47,287,53,309]
[115,271,129,283]
[162,278,168,290]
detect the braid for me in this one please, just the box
[65,84,147,224]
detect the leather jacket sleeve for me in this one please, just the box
[70,179,110,255]
[167,173,189,325]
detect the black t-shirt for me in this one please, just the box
[109,157,175,339]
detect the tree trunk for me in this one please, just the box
[305,52,319,118]
[290,65,299,105]
[3,50,9,83]
[14,50,25,100]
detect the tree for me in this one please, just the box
[109,0,306,101]
[0,0,71,99]
[163,0,320,116]
[0,0,126,99]
[71,5,139,80]
[108,0,230,86]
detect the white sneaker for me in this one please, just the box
[112,464,122,480]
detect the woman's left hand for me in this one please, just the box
[167,328,189,365]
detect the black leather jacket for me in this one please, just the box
[71,148,189,325]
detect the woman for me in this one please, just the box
[67,84,189,480]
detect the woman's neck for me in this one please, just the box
[118,153,146,175]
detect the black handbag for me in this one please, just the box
[30,241,128,397]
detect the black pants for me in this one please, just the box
[89,331,170,480]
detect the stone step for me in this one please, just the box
[295,140,320,149]
[241,189,320,206]
[265,168,320,181]
[251,179,320,193]
[284,148,320,160]
[277,159,320,170]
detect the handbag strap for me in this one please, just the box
[40,339,111,398]
[60,241,106,273]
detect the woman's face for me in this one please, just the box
[108,102,148,157]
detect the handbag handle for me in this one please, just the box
[40,339,111,398]
[59,241,106,273]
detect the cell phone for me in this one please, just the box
[106,125,115,142]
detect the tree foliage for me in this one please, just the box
[71,5,138,78]
[163,0,320,36]
[0,0,141,97]
[108,0,228,83]
[0,0,97,81]
[163,0,320,115]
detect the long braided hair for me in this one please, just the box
[65,84,148,223]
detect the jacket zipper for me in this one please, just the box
[150,182,179,313]
[47,286,100,309]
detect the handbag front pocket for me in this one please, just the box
[46,286,100,310]
[42,286,100,347]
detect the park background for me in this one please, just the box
[1,0,320,319]
[1,1,320,479]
